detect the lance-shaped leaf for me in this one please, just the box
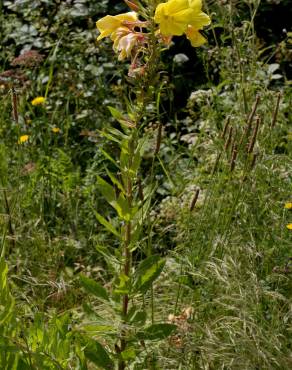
[83,337,114,369]
[108,106,136,128]
[105,168,125,194]
[80,275,109,301]
[96,175,130,221]
[136,323,177,341]
[0,257,15,325]
[133,255,166,294]
[93,209,120,239]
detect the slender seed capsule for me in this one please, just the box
[230,145,238,172]
[239,94,260,147]
[212,152,222,174]
[11,87,18,123]
[271,91,281,129]
[224,126,233,151]
[154,123,162,156]
[247,116,261,154]
[190,188,200,211]
[250,152,258,169]
[137,177,144,201]
[221,116,230,139]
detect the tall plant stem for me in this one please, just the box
[119,137,134,369]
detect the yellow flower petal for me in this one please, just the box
[154,0,210,38]
[185,26,207,47]
[154,1,193,36]
[31,96,45,106]
[284,203,292,209]
[286,223,292,230]
[189,0,203,12]
[52,127,60,133]
[96,12,137,41]
[18,135,29,144]
[189,11,211,29]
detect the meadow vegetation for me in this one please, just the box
[0,0,291,369]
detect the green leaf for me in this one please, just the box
[83,337,114,369]
[82,324,116,334]
[133,255,166,294]
[121,347,136,361]
[114,273,130,295]
[108,106,136,128]
[93,209,120,239]
[99,148,118,168]
[105,169,125,194]
[107,106,124,121]
[0,257,15,325]
[98,130,121,145]
[137,323,177,341]
[96,175,116,205]
[131,137,147,174]
[96,176,130,221]
[126,307,147,326]
[80,275,109,301]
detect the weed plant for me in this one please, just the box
[0,0,291,369]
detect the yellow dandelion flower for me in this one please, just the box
[96,12,138,41]
[18,135,29,144]
[284,203,292,209]
[52,127,60,133]
[286,223,292,230]
[31,96,46,106]
[154,0,210,39]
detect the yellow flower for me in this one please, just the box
[284,203,292,209]
[52,127,60,133]
[31,96,46,106]
[286,223,292,230]
[18,135,29,144]
[154,0,210,46]
[96,12,138,41]
[188,0,211,29]
[154,0,195,36]
[185,26,207,47]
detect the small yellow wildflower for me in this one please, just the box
[18,135,29,144]
[96,12,138,41]
[286,223,292,230]
[52,127,60,133]
[284,203,292,209]
[31,96,46,106]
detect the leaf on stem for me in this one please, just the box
[83,337,114,369]
[136,323,177,341]
[80,275,109,301]
[133,255,166,294]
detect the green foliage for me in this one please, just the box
[0,0,291,369]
